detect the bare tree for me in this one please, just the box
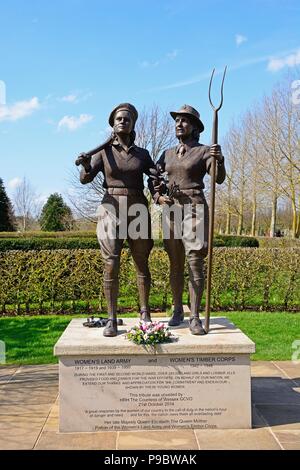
[66,171,105,223]
[243,109,265,236]
[135,104,176,162]
[221,74,300,238]
[258,79,300,237]
[13,177,41,231]
[222,120,251,235]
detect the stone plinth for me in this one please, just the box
[54,317,255,432]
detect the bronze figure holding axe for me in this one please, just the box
[76,103,158,337]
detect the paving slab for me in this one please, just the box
[117,429,199,450]
[10,364,58,383]
[0,366,18,383]
[256,404,300,430]
[0,402,54,416]
[42,403,59,433]
[34,430,118,450]
[0,413,47,450]
[251,405,266,428]
[273,430,300,450]
[273,361,300,381]
[0,382,58,405]
[194,428,282,450]
[251,361,284,377]
[252,376,300,405]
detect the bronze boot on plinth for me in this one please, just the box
[168,273,184,326]
[103,279,118,337]
[188,279,205,335]
[168,308,184,326]
[137,274,152,322]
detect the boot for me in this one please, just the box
[169,273,184,323]
[137,275,152,322]
[103,279,118,337]
[140,307,152,322]
[168,308,184,326]
[189,317,205,335]
[188,276,205,335]
[103,318,118,337]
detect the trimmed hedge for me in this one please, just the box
[0,248,299,314]
[214,235,259,247]
[0,231,96,239]
[258,237,300,248]
[0,238,99,251]
[0,234,259,251]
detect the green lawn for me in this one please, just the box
[0,311,299,365]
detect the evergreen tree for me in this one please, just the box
[40,193,73,231]
[0,178,16,231]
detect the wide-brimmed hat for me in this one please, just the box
[170,104,204,133]
[109,103,138,127]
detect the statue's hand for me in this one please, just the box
[75,152,92,169]
[154,181,165,193]
[209,144,223,162]
[158,195,173,205]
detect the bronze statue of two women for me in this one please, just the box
[76,102,226,337]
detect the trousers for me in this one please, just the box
[96,192,154,319]
[162,193,209,317]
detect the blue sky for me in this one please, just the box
[1,0,300,204]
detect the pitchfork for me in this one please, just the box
[204,66,227,334]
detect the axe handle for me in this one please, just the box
[75,137,113,166]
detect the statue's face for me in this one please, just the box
[175,115,195,139]
[113,110,134,135]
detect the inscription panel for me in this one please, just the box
[59,354,251,431]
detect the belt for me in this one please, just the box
[173,189,204,197]
[106,188,143,196]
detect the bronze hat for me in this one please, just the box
[109,103,138,127]
[170,104,204,133]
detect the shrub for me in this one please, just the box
[0,238,99,251]
[258,237,300,248]
[0,230,96,239]
[214,235,259,247]
[0,232,259,250]
[0,248,299,315]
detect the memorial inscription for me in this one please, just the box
[59,353,250,432]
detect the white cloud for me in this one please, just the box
[166,49,179,60]
[0,97,40,122]
[235,34,247,46]
[140,60,160,69]
[267,49,300,72]
[58,91,93,104]
[61,94,78,103]
[140,49,179,68]
[8,177,22,189]
[58,114,93,131]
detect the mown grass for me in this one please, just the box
[0,311,299,365]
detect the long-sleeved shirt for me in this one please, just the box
[156,141,226,197]
[80,138,156,192]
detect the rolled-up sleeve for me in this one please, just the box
[204,146,226,184]
[80,151,104,184]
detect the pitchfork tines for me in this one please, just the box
[208,66,227,111]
